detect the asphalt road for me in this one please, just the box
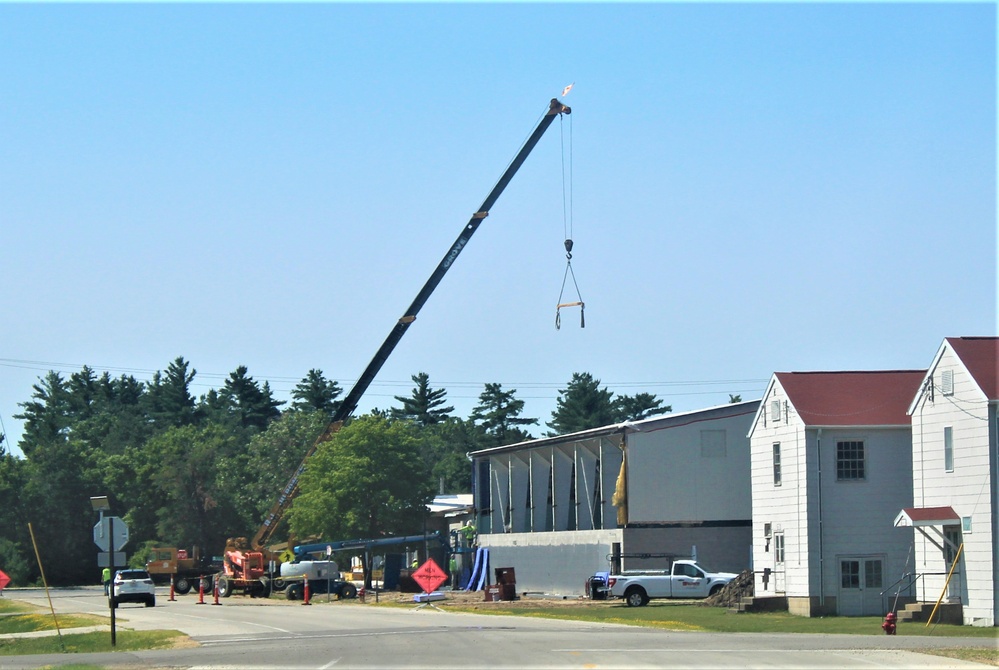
[1,586,995,669]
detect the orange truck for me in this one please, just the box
[145,547,220,595]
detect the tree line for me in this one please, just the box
[0,357,669,586]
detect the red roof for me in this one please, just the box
[774,370,926,427]
[946,337,998,400]
[895,506,960,527]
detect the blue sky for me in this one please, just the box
[1,3,995,456]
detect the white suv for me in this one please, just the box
[110,569,156,608]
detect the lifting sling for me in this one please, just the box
[556,238,584,329]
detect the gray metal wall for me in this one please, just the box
[479,529,622,596]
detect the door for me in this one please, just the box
[943,526,963,602]
[838,556,885,616]
[670,562,709,598]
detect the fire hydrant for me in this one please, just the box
[358,586,366,603]
[882,611,897,635]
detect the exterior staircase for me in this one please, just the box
[897,602,963,625]
[728,595,787,613]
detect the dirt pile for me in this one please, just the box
[701,569,754,607]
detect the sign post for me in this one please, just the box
[93,510,129,648]
[410,558,448,611]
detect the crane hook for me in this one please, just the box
[564,238,573,260]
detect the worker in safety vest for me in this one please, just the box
[102,567,111,596]
[449,555,458,589]
[460,520,477,548]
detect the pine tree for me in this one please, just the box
[291,369,342,416]
[391,372,454,426]
[14,371,71,456]
[144,357,198,429]
[547,372,617,435]
[220,366,284,430]
[470,383,537,446]
[614,392,669,421]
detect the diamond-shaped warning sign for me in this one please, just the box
[411,558,447,594]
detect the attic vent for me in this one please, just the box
[941,370,954,396]
[770,400,782,423]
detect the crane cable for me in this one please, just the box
[555,108,584,329]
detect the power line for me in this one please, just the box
[0,356,765,392]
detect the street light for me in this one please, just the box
[91,495,116,647]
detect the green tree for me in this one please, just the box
[140,423,248,552]
[73,372,151,455]
[470,383,537,446]
[143,357,198,429]
[614,392,669,421]
[14,371,71,456]
[547,372,617,435]
[218,366,284,431]
[0,443,31,585]
[423,418,485,493]
[21,438,103,585]
[291,369,342,417]
[242,411,327,523]
[391,372,453,426]
[289,414,434,542]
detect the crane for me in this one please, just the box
[243,97,572,557]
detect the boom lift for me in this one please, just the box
[222,97,571,592]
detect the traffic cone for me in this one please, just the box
[169,575,176,601]
[211,580,221,605]
[196,577,205,605]
[303,579,311,606]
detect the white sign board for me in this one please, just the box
[93,517,129,552]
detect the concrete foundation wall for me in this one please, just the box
[787,595,838,617]
[479,529,623,596]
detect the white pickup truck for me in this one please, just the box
[606,559,738,606]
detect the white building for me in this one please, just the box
[470,401,759,596]
[749,370,925,616]
[899,337,998,626]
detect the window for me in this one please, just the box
[864,560,883,589]
[836,440,865,480]
[770,400,781,423]
[774,532,785,563]
[841,560,860,589]
[941,369,954,396]
[772,443,782,486]
[944,426,954,472]
[700,430,727,458]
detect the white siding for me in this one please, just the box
[751,379,813,600]
[910,344,996,626]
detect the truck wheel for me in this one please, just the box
[709,584,724,596]
[272,578,287,591]
[255,577,272,598]
[217,576,232,598]
[175,577,192,595]
[625,587,648,607]
[286,583,302,601]
[338,583,357,600]
[145,596,156,607]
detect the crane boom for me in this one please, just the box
[251,97,571,551]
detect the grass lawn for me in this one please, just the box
[448,600,999,637]
[0,629,189,656]
[1,599,106,635]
